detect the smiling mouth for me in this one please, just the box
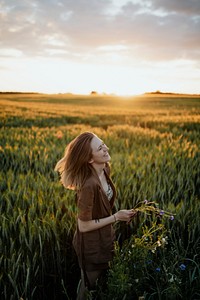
[104,152,109,157]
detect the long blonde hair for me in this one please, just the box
[55,132,95,190]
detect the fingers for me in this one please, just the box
[117,209,137,222]
[128,210,136,222]
[131,210,137,217]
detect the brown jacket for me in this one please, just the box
[72,165,116,270]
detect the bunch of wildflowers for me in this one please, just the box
[132,199,175,220]
[131,221,168,254]
[106,200,177,299]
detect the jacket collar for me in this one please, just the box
[93,167,116,210]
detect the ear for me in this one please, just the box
[88,158,94,164]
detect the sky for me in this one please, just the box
[0,0,200,95]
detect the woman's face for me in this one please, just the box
[90,135,111,164]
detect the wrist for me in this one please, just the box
[113,213,117,222]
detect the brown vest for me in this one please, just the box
[72,166,116,270]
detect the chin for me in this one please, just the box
[105,156,111,162]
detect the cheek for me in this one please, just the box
[92,153,102,161]
[91,153,97,160]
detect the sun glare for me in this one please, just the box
[0,55,199,95]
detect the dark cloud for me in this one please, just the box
[0,0,199,62]
[151,0,200,15]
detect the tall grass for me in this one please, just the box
[0,94,200,299]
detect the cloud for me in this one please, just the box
[0,0,199,64]
[151,0,200,15]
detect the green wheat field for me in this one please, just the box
[1,93,200,300]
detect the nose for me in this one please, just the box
[103,144,109,151]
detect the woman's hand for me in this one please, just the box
[78,209,137,233]
[115,209,137,223]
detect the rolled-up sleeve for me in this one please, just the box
[77,185,94,221]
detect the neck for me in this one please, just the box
[92,163,105,177]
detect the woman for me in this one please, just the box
[55,132,136,299]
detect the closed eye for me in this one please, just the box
[98,142,104,151]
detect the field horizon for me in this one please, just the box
[0,90,200,97]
